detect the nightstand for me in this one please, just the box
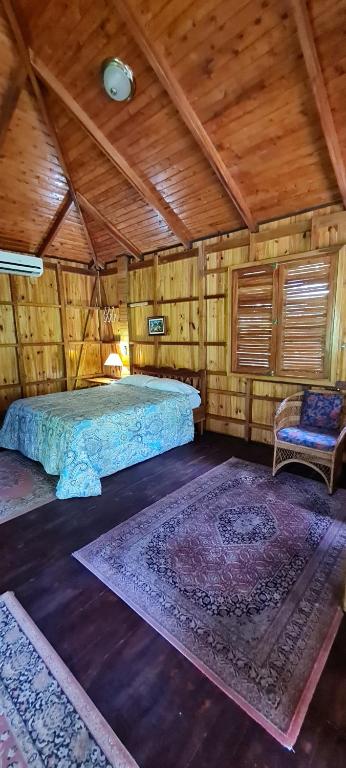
[85,376,121,385]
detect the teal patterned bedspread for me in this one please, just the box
[0,384,194,499]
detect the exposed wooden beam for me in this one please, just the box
[0,65,26,152]
[38,84,102,269]
[290,0,346,207]
[115,0,256,232]
[30,53,193,249]
[1,0,101,268]
[77,193,142,260]
[37,191,72,256]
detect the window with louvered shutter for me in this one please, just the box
[231,253,336,379]
[276,254,336,378]
[231,264,276,374]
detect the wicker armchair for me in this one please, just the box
[273,389,346,494]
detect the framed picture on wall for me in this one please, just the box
[147,316,166,336]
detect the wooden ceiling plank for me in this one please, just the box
[30,53,193,248]
[290,0,346,207]
[0,65,27,152]
[1,0,100,268]
[77,193,142,260]
[37,190,72,256]
[115,0,256,232]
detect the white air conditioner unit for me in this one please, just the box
[0,250,43,277]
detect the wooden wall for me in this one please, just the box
[0,257,128,413]
[128,205,346,445]
[1,203,345,448]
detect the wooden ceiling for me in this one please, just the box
[0,0,345,264]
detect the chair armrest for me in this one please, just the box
[274,392,305,434]
[335,425,346,451]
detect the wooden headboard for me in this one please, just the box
[131,365,206,408]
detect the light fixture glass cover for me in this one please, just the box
[102,58,135,101]
[104,353,123,367]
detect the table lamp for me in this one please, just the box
[104,352,123,378]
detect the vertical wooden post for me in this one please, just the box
[249,232,256,261]
[128,307,134,372]
[197,243,206,371]
[226,267,232,376]
[310,212,319,250]
[244,378,253,441]
[197,243,207,435]
[96,270,103,372]
[56,264,70,390]
[153,253,159,367]
[73,276,98,389]
[9,276,25,398]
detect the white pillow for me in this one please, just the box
[144,377,201,408]
[185,390,201,409]
[113,374,156,387]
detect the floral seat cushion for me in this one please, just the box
[277,426,338,452]
[300,391,343,430]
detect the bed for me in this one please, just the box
[132,365,206,435]
[0,367,205,500]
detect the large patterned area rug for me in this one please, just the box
[0,451,55,524]
[75,458,346,748]
[0,592,138,768]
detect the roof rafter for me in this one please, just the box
[115,0,256,232]
[30,53,193,249]
[37,190,72,256]
[77,193,142,261]
[1,0,101,268]
[40,86,102,269]
[0,64,26,152]
[290,0,346,207]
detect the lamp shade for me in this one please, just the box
[104,353,123,367]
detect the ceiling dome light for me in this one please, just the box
[102,58,135,102]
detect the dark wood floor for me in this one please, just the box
[1,433,346,768]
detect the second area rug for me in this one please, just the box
[74,458,346,748]
[0,592,138,768]
[0,450,55,524]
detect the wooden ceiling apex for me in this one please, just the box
[116,0,256,232]
[77,193,142,260]
[290,0,346,208]
[30,54,193,249]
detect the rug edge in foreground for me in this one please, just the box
[1,591,139,768]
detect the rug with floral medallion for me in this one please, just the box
[0,592,138,768]
[74,458,346,748]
